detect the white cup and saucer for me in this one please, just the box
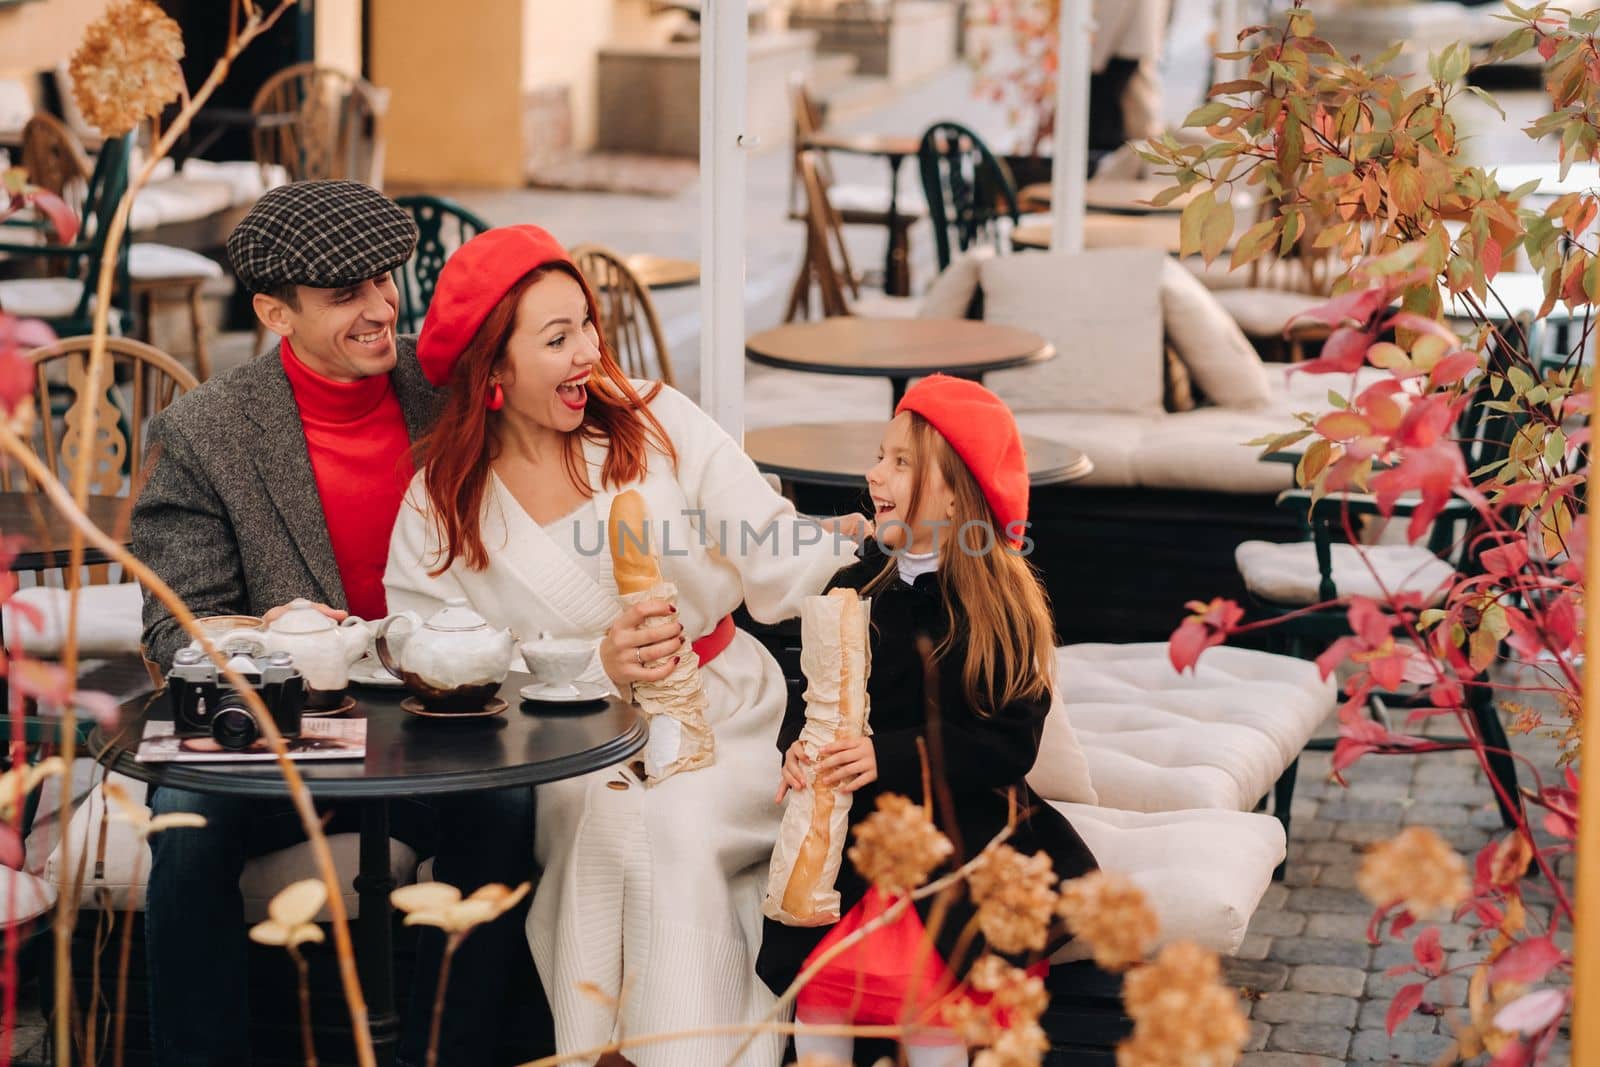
[520,633,609,704]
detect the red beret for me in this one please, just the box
[416,224,576,387]
[895,375,1029,544]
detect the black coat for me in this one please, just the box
[755,539,1099,995]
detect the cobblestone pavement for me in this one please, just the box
[1231,678,1573,1067]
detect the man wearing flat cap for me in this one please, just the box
[131,180,536,1067]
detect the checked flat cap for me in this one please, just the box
[226,180,418,293]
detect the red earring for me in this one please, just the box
[487,382,504,411]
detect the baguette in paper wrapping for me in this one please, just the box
[609,490,714,783]
[763,587,870,926]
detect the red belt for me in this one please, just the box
[691,613,735,666]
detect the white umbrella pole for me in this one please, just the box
[1050,0,1093,254]
[699,0,749,439]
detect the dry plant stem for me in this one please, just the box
[288,944,319,1067]
[44,4,305,1063]
[726,822,1017,1066]
[427,934,463,1067]
[0,426,378,1067]
[112,851,144,1067]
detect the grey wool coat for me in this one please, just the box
[131,337,442,670]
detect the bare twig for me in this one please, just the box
[287,944,319,1067]
[427,935,462,1067]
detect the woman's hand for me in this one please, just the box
[818,513,874,543]
[815,735,877,793]
[775,740,811,803]
[599,599,686,690]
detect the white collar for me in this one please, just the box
[896,549,939,585]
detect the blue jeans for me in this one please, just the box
[145,786,537,1067]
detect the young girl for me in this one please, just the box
[755,375,1099,1066]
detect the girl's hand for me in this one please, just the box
[599,599,686,690]
[816,735,877,793]
[775,741,811,803]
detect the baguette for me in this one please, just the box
[609,490,661,595]
[770,588,868,923]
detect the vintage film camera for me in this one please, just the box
[167,637,307,751]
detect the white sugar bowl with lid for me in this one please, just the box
[257,598,371,707]
[374,598,517,712]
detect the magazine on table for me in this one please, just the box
[135,718,367,763]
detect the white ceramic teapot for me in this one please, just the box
[374,598,517,711]
[258,598,371,703]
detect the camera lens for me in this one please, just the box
[210,693,260,751]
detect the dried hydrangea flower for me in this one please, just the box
[68,0,185,137]
[1057,871,1160,972]
[968,954,1049,1024]
[973,1021,1050,1067]
[1356,826,1470,919]
[848,793,953,895]
[1121,940,1222,1018]
[967,844,1059,954]
[1118,941,1247,1067]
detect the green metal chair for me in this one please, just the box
[0,134,134,340]
[393,194,491,335]
[1235,347,1531,835]
[916,121,1021,272]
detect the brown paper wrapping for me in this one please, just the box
[763,589,871,927]
[619,580,715,784]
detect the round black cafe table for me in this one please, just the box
[745,317,1055,411]
[746,421,1094,490]
[92,672,646,1067]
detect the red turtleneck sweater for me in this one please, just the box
[280,342,414,621]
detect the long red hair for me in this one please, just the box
[415,262,675,573]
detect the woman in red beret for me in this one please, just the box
[755,375,1099,1066]
[383,225,866,1067]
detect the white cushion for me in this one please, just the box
[3,583,142,657]
[1012,409,1152,489]
[0,868,57,926]
[0,278,95,320]
[43,778,418,919]
[916,247,993,319]
[827,182,926,218]
[1130,405,1303,494]
[130,243,224,281]
[1236,540,1457,607]
[1159,257,1271,409]
[1211,287,1331,338]
[1057,642,1334,814]
[1049,803,1285,958]
[849,294,921,319]
[980,248,1167,415]
[1026,681,1099,806]
[0,80,31,131]
[128,179,235,231]
[178,159,289,205]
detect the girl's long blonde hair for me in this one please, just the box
[866,414,1056,715]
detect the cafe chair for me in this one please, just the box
[787,79,923,297]
[16,115,221,381]
[251,63,389,188]
[788,151,919,321]
[1232,362,1527,826]
[571,244,677,386]
[917,121,1024,273]
[393,194,490,336]
[0,133,134,340]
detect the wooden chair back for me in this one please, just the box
[917,121,1020,272]
[794,150,859,318]
[250,63,389,187]
[569,246,676,386]
[392,194,491,335]
[788,78,838,212]
[11,336,197,585]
